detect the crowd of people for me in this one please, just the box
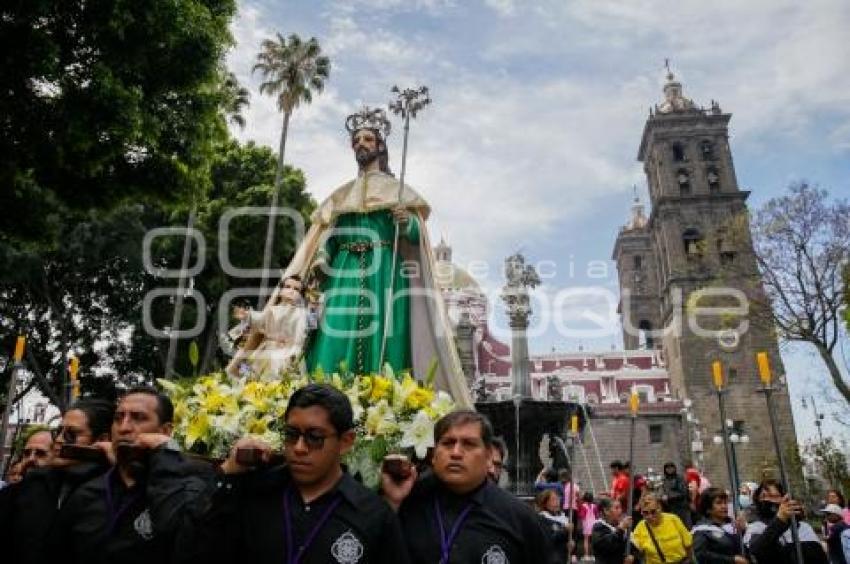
[1,383,848,564]
[530,458,850,563]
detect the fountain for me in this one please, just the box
[476,253,582,497]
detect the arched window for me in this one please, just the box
[683,228,704,259]
[638,320,654,349]
[707,167,720,193]
[700,140,715,160]
[672,142,686,162]
[677,169,691,195]
[716,233,736,265]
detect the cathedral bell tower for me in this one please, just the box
[615,66,798,487]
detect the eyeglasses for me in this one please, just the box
[51,426,87,445]
[283,426,336,450]
[22,448,50,459]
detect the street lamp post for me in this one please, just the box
[757,352,804,564]
[681,398,704,469]
[714,421,749,496]
[801,395,826,444]
[802,395,833,486]
[712,361,739,513]
[730,431,749,491]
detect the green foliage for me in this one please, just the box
[806,438,850,495]
[0,0,237,255]
[0,139,314,408]
[119,141,315,381]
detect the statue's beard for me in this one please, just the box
[355,146,380,168]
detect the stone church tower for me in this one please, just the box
[613,69,798,486]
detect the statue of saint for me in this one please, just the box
[229,107,471,407]
[230,275,307,380]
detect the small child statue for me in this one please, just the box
[226,275,307,380]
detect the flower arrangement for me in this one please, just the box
[157,366,456,488]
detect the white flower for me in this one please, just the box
[365,399,397,436]
[400,410,435,459]
[431,391,455,418]
[214,412,242,436]
[346,388,365,422]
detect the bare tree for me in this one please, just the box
[747,183,850,405]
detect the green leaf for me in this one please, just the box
[426,357,438,387]
[188,341,200,368]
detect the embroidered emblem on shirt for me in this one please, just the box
[331,530,364,563]
[481,544,508,564]
[134,508,154,540]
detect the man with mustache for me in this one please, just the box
[382,410,552,563]
[50,387,212,564]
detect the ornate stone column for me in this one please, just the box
[501,253,540,399]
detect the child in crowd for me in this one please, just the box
[578,491,599,561]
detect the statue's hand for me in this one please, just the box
[391,206,410,225]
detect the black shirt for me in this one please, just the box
[175,465,409,564]
[0,461,108,564]
[691,519,743,564]
[398,474,554,564]
[49,447,212,564]
[591,519,633,564]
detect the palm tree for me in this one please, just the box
[221,71,251,129]
[252,33,330,307]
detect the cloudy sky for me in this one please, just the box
[225,0,850,443]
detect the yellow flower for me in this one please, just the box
[370,376,393,402]
[186,413,210,448]
[243,381,265,401]
[173,400,188,423]
[405,387,435,411]
[247,416,269,435]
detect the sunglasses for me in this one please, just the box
[51,427,86,445]
[283,426,336,450]
[641,509,659,516]
[22,448,50,458]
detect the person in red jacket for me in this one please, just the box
[610,461,631,510]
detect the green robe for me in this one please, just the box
[306,209,420,375]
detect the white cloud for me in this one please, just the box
[324,15,431,69]
[483,0,516,17]
[326,0,458,18]
[226,0,850,286]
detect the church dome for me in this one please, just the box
[434,260,483,293]
[432,238,483,293]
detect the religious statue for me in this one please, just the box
[229,275,307,380]
[228,104,472,407]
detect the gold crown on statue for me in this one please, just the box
[345,106,391,138]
